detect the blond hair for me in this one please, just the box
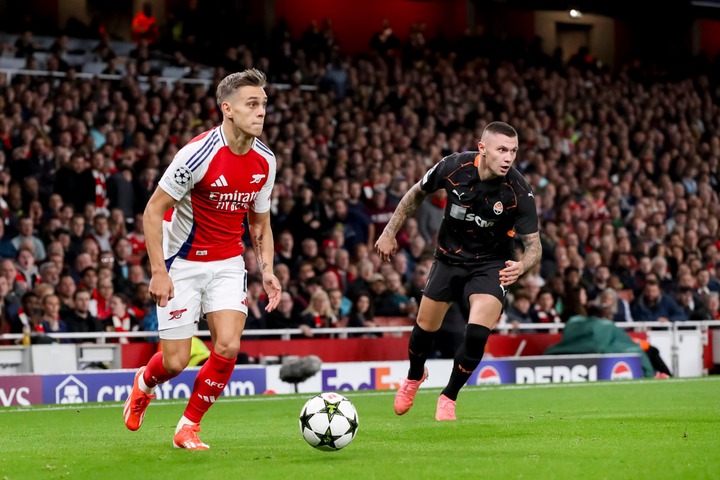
[215,69,267,107]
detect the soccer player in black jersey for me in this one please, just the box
[375,121,541,420]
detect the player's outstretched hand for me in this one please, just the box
[263,273,282,312]
[374,235,397,263]
[499,260,524,287]
[149,271,175,307]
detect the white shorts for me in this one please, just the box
[157,255,248,340]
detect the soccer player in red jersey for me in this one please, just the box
[123,69,281,449]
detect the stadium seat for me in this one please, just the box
[82,62,108,75]
[109,40,135,57]
[33,35,55,50]
[0,57,26,69]
[161,66,190,79]
[63,53,87,67]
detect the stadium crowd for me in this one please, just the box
[0,13,719,350]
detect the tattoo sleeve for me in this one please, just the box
[253,233,268,273]
[518,232,542,274]
[381,183,428,238]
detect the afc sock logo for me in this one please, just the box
[204,379,226,389]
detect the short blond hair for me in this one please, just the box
[215,69,267,107]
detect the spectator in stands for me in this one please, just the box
[7,291,41,334]
[676,286,710,320]
[346,258,374,302]
[111,237,133,296]
[0,221,18,259]
[329,198,370,255]
[347,291,377,334]
[12,217,46,261]
[369,21,401,59]
[595,287,633,323]
[274,230,295,269]
[40,294,68,339]
[631,275,685,322]
[266,291,312,337]
[103,293,139,344]
[96,277,114,319]
[368,273,400,317]
[67,214,87,262]
[561,285,588,322]
[273,263,291,292]
[533,288,561,325]
[1,259,23,297]
[126,282,155,335]
[244,275,268,330]
[505,290,536,329]
[15,246,39,291]
[0,276,14,335]
[327,287,351,324]
[705,292,720,320]
[289,261,316,309]
[89,213,112,252]
[14,30,35,59]
[107,165,135,221]
[39,261,60,287]
[55,274,76,315]
[131,2,160,46]
[62,289,105,343]
[300,289,337,329]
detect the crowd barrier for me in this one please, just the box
[0,354,644,407]
[1,320,717,379]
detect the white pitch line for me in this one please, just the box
[1,376,716,414]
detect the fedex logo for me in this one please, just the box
[322,367,399,391]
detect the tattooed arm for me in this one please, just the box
[499,231,542,287]
[248,210,281,311]
[375,181,429,262]
[518,232,542,273]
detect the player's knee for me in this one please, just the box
[213,340,240,359]
[164,354,190,375]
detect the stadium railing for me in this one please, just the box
[0,67,319,91]
[1,320,718,375]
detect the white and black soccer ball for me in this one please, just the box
[299,392,359,451]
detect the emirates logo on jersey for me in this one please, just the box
[209,190,259,211]
[493,201,504,215]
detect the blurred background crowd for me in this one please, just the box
[0,1,719,353]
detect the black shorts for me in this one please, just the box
[423,258,507,306]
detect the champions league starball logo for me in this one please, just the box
[174,166,192,185]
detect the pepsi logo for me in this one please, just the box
[610,361,634,380]
[476,365,502,385]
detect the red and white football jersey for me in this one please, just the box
[158,125,276,265]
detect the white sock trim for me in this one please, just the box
[176,415,197,434]
[138,371,155,395]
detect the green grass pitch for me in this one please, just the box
[1,377,718,480]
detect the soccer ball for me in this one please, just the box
[298,392,359,451]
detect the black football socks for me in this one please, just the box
[407,324,436,380]
[441,324,491,400]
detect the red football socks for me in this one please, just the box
[143,352,176,388]
[183,351,236,423]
